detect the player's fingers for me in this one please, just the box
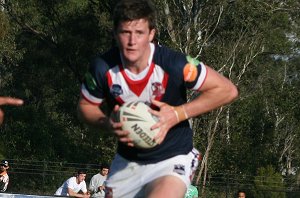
[127,142,134,147]
[110,120,122,130]
[151,99,167,108]
[154,128,167,144]
[150,122,160,131]
[148,108,159,117]
[0,97,23,106]
[119,136,134,147]
[114,129,129,137]
[113,104,120,112]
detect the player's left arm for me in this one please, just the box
[183,66,238,118]
[150,66,238,143]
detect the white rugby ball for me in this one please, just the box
[118,101,159,149]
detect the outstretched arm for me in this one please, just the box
[0,96,23,125]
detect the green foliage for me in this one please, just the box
[0,0,116,163]
[253,166,286,198]
[0,0,299,196]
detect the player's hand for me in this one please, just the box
[149,100,180,144]
[110,105,134,147]
[83,193,90,198]
[0,97,23,106]
[0,97,24,125]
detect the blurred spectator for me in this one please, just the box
[237,190,246,198]
[0,160,10,192]
[55,169,90,198]
[88,163,109,198]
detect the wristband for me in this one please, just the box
[174,105,188,122]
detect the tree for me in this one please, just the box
[253,166,286,198]
[154,0,300,196]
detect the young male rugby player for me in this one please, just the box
[78,0,238,197]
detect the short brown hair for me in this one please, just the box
[113,0,157,32]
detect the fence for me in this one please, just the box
[3,159,300,198]
[5,159,100,196]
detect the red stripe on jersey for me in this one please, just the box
[120,62,155,97]
[116,97,124,105]
[107,71,113,87]
[153,72,169,101]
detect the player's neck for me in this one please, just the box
[123,45,151,74]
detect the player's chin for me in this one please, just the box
[123,52,138,60]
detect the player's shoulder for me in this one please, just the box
[101,47,120,64]
[90,47,121,70]
[154,44,184,60]
[153,44,187,74]
[154,44,187,64]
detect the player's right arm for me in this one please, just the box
[77,96,108,128]
[77,97,133,146]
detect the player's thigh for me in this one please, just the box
[145,175,187,198]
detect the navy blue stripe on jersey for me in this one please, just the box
[81,44,206,163]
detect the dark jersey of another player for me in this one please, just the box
[81,43,207,163]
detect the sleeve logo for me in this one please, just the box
[84,72,97,90]
[183,56,200,82]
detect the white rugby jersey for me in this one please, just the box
[81,43,207,163]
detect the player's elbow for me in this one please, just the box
[77,104,86,123]
[226,83,239,103]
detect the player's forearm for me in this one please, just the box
[78,109,108,127]
[184,82,238,118]
[77,100,111,130]
[182,66,238,118]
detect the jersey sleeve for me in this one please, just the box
[80,58,109,105]
[155,45,207,92]
[181,55,207,91]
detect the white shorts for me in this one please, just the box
[105,148,200,198]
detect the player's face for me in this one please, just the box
[115,19,155,68]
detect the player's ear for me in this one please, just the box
[149,29,156,42]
